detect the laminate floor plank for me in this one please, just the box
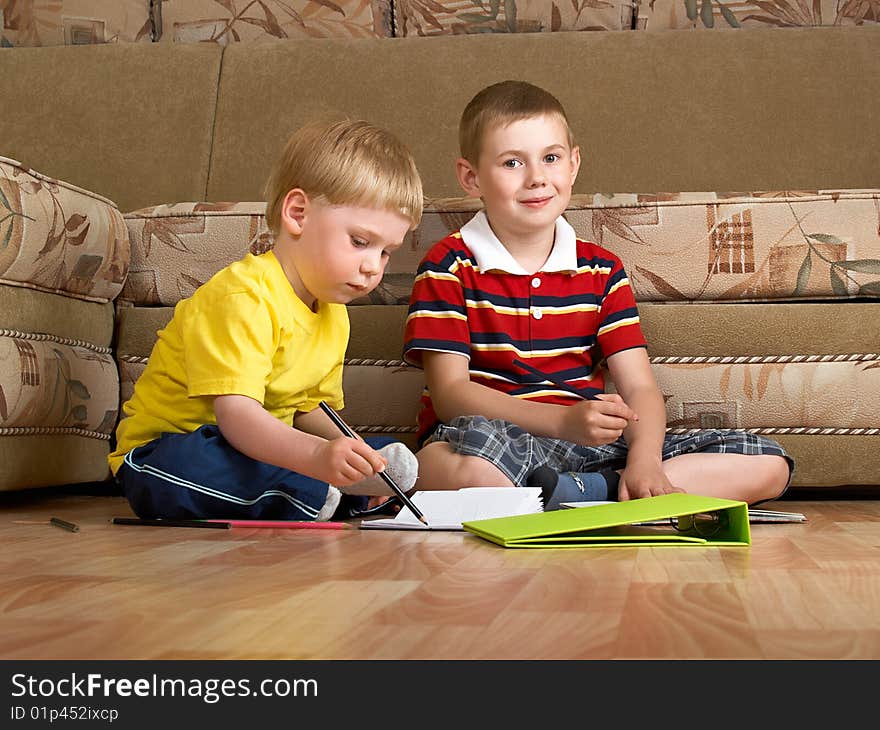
[2,492,879,659]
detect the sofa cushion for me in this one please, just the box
[123,189,880,308]
[114,189,880,488]
[0,42,223,212]
[0,156,129,303]
[0,158,127,491]
[205,27,880,202]
[155,0,393,42]
[402,190,880,304]
[0,1,153,47]
[394,0,633,35]
[636,0,879,31]
[120,202,271,306]
[0,285,114,346]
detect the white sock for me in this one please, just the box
[339,442,419,496]
[316,485,341,521]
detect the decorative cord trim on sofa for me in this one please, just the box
[352,425,417,434]
[345,358,408,367]
[0,426,111,440]
[0,328,113,354]
[667,427,880,436]
[353,425,880,436]
[653,354,880,364]
[345,355,880,367]
[118,354,148,364]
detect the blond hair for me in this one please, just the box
[264,119,423,235]
[459,80,575,164]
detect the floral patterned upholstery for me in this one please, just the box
[0,157,128,490]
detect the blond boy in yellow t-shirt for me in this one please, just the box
[109,120,423,521]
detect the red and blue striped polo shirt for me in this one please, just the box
[403,211,647,442]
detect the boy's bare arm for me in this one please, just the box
[213,394,385,486]
[423,351,637,446]
[606,348,681,499]
[294,406,356,442]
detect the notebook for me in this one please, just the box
[359,487,543,531]
[462,493,751,548]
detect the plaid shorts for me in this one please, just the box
[428,415,794,488]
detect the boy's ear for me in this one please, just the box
[280,188,309,236]
[570,145,582,185]
[455,157,481,199]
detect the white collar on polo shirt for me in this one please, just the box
[459,210,578,275]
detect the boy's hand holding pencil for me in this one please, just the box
[512,359,638,447]
[311,436,389,488]
[559,395,638,447]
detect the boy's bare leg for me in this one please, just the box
[414,441,514,491]
[657,453,790,504]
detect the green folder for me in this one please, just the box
[461,493,751,548]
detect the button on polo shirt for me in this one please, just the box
[458,210,579,363]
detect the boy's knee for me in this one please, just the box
[454,454,512,488]
[760,455,792,501]
[416,442,512,488]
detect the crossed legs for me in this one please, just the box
[415,440,790,505]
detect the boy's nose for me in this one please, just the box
[361,251,383,275]
[527,168,546,187]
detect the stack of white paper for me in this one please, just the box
[360,487,543,531]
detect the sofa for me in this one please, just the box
[1,24,879,493]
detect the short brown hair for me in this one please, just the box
[264,119,423,235]
[459,80,575,164]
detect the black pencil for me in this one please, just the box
[512,358,600,401]
[112,517,231,529]
[49,517,80,532]
[318,401,428,525]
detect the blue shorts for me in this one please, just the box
[116,424,396,521]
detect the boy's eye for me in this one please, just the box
[502,159,522,169]
[351,237,368,248]
[544,153,560,163]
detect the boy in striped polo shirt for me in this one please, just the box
[403,81,792,508]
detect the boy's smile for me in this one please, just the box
[456,113,580,259]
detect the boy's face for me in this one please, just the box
[457,113,580,244]
[279,193,410,309]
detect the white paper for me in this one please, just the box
[360,487,544,531]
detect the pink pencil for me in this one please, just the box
[205,520,352,530]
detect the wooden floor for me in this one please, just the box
[2,489,880,660]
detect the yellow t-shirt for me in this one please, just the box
[108,251,349,475]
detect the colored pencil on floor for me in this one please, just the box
[205,520,352,529]
[112,517,230,529]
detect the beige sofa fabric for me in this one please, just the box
[0,1,152,46]
[206,26,880,203]
[1,286,114,346]
[111,191,880,488]
[0,334,118,435]
[0,159,127,491]
[394,0,633,35]
[0,156,129,303]
[565,191,880,302]
[372,191,880,304]
[121,202,271,306]
[0,435,113,490]
[155,0,393,42]
[639,301,876,358]
[0,42,222,213]
[636,0,879,31]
